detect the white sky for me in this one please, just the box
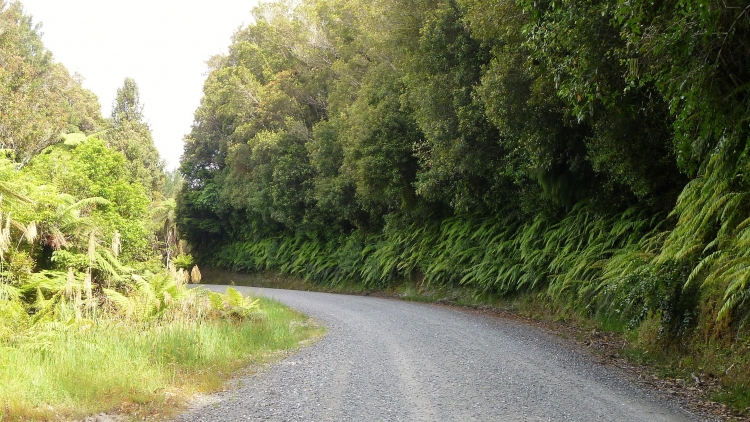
[19,0,260,170]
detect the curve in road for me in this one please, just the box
[178,286,704,421]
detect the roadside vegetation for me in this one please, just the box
[0,2,321,420]
[1,289,321,421]
[177,0,750,414]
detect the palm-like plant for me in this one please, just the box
[103,271,189,321]
[152,198,178,267]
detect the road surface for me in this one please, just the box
[178,286,703,421]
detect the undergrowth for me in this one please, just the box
[0,264,323,422]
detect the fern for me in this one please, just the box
[207,287,263,321]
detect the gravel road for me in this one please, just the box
[178,286,705,421]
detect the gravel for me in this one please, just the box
[177,286,710,421]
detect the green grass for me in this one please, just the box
[713,385,750,413]
[0,296,324,421]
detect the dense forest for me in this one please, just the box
[0,3,287,417]
[179,0,750,351]
[0,0,179,310]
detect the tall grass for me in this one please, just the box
[0,295,321,421]
[0,236,322,421]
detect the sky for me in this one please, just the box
[20,0,261,170]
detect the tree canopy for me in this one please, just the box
[0,0,103,162]
[103,78,165,197]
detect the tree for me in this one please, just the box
[517,0,684,204]
[111,77,144,126]
[0,1,103,163]
[26,138,152,261]
[104,78,165,197]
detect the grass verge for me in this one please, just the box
[0,294,324,421]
